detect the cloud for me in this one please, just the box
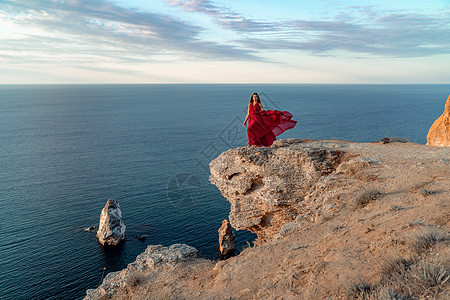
[0,0,259,65]
[166,1,450,58]
[263,10,450,57]
[1,0,449,74]
[165,0,279,32]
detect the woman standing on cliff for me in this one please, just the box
[243,93,297,147]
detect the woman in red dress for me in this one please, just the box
[243,93,297,147]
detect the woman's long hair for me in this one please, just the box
[250,93,261,104]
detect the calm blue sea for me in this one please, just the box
[0,84,448,299]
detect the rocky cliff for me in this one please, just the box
[427,94,450,147]
[209,139,354,244]
[86,139,449,299]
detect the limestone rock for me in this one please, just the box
[96,199,126,246]
[218,219,235,259]
[209,139,355,243]
[127,243,198,273]
[427,94,450,147]
[275,221,302,239]
[85,244,198,299]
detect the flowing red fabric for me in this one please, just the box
[247,102,297,146]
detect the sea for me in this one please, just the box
[0,84,448,299]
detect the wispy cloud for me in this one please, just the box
[0,0,259,65]
[165,0,278,32]
[166,1,450,57]
[286,10,449,57]
[1,0,449,84]
[238,12,450,57]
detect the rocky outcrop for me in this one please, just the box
[218,219,235,259]
[85,244,198,299]
[96,199,126,246]
[85,139,450,299]
[209,139,370,243]
[427,94,450,147]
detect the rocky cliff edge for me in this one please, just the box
[427,94,450,147]
[86,139,449,299]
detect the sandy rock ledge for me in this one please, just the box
[85,244,199,299]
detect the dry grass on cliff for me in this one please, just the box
[411,229,447,254]
[353,188,381,208]
[419,188,437,197]
[389,136,408,143]
[348,255,449,300]
[347,228,449,300]
[124,271,148,288]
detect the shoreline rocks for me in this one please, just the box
[427,94,450,147]
[96,199,126,246]
[85,244,198,299]
[218,219,235,259]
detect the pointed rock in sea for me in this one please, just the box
[96,199,126,246]
[218,219,235,259]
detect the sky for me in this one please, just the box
[0,0,449,84]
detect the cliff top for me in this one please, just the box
[87,139,449,299]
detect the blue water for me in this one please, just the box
[0,84,448,299]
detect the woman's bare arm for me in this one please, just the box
[243,104,250,126]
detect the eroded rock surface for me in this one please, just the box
[85,244,198,299]
[209,139,355,243]
[218,219,235,259]
[96,199,126,246]
[427,94,450,147]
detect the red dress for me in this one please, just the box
[247,102,297,146]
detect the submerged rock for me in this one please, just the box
[96,199,126,246]
[83,226,95,232]
[134,235,147,241]
[218,219,235,259]
[427,94,450,147]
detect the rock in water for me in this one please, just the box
[96,199,126,246]
[134,235,147,241]
[427,94,450,147]
[218,219,235,259]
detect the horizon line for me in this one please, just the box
[1,83,449,85]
